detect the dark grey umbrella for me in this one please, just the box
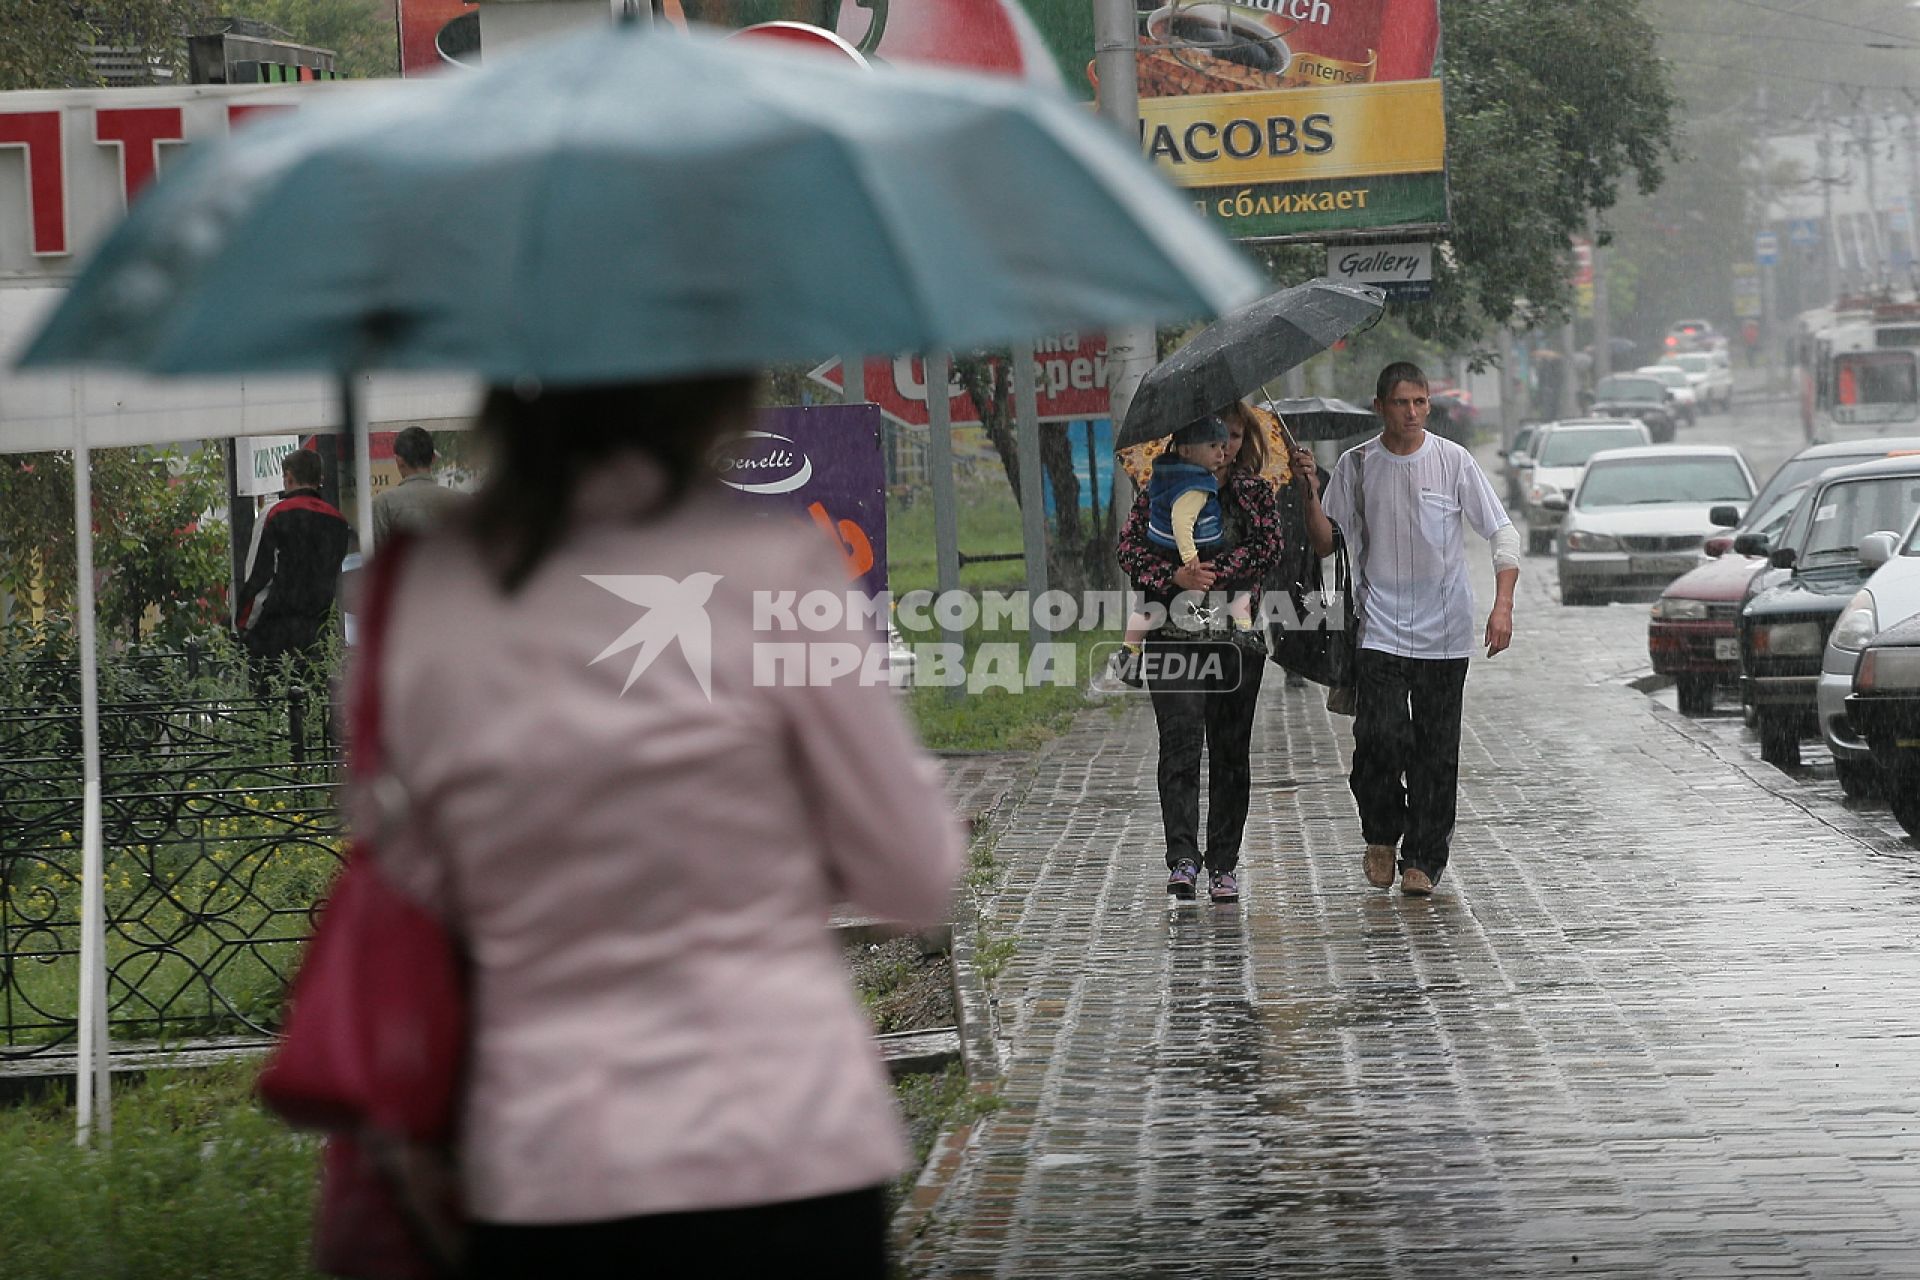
[1263,396,1378,442]
[1116,278,1386,448]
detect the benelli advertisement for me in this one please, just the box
[637,1,1450,244]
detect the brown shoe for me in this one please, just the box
[1401,868,1434,897]
[1363,844,1396,888]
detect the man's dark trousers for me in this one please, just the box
[1146,639,1264,876]
[1351,648,1469,882]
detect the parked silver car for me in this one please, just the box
[1818,499,1920,796]
[1520,418,1653,554]
[1553,445,1756,605]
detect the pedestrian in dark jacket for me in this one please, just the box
[1116,404,1284,905]
[236,447,350,691]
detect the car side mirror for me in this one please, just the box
[1708,505,1740,529]
[1541,493,1569,512]
[1859,531,1898,569]
[1705,535,1732,559]
[1769,546,1798,570]
[1733,532,1770,557]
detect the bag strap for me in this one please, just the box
[1348,442,1369,606]
[349,536,413,783]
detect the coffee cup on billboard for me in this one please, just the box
[1144,3,1291,76]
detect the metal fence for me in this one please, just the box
[0,677,340,1060]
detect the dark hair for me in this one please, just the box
[283,448,323,489]
[393,425,436,471]
[1375,361,1428,403]
[469,375,759,593]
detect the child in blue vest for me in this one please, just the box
[1104,414,1255,688]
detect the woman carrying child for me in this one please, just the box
[1115,403,1285,904]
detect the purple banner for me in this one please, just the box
[716,404,888,599]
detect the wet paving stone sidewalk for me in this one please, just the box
[905,559,1920,1277]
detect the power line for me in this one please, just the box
[1714,0,1917,42]
[1661,24,1917,50]
[1677,55,1914,93]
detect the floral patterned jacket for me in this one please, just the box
[1116,467,1284,607]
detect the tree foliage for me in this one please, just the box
[0,0,196,89]
[0,446,230,650]
[0,0,396,90]
[1417,0,1677,345]
[224,0,397,79]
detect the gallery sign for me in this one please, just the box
[1325,240,1433,301]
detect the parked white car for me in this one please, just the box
[1520,418,1653,554]
[1661,352,1733,414]
[1554,444,1756,605]
[1818,506,1920,795]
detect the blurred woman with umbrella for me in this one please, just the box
[17,23,1268,1272]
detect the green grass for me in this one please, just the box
[887,478,1124,752]
[0,1062,322,1279]
[885,479,1032,598]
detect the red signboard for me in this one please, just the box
[398,0,477,76]
[808,337,1111,429]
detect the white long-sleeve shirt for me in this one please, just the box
[1324,432,1515,660]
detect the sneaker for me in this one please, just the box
[1208,869,1240,903]
[1363,844,1396,889]
[1166,859,1199,898]
[1401,867,1435,897]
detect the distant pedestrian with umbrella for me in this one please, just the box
[1117,402,1284,904]
[1298,362,1521,897]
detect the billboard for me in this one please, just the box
[806,336,1112,429]
[667,0,1446,244]
[718,404,889,597]
[1126,1,1445,241]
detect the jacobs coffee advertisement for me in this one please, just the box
[396,1,1446,242]
[671,0,1447,244]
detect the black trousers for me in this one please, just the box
[467,1184,887,1279]
[1146,639,1265,875]
[1350,649,1469,880]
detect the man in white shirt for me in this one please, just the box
[1298,362,1520,896]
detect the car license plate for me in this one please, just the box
[1631,555,1696,576]
[1714,638,1738,661]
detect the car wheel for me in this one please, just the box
[1834,756,1879,801]
[1676,675,1715,715]
[1563,585,1598,607]
[1757,710,1800,768]
[1528,530,1551,555]
[1890,774,1920,839]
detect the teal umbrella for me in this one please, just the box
[17,25,1262,381]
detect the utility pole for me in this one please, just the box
[1819,95,1840,303]
[1591,224,1612,382]
[1094,0,1156,533]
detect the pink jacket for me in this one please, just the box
[368,457,963,1224]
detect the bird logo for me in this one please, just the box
[582,573,723,699]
